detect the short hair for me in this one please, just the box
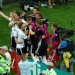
[22,10,27,14]
[15,11,20,17]
[36,19,43,25]
[18,22,23,29]
[52,23,58,29]
[26,16,32,21]
[62,33,68,39]
[34,6,39,11]
[36,12,42,18]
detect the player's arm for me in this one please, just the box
[0,11,9,20]
[42,34,52,39]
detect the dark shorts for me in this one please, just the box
[38,44,48,56]
[16,47,27,55]
[11,37,16,49]
[30,43,38,54]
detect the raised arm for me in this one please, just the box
[0,11,9,20]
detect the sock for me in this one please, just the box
[35,55,39,61]
[42,57,47,64]
[9,48,13,52]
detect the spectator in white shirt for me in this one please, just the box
[18,53,37,75]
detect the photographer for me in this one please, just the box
[58,33,74,74]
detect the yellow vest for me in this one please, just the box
[46,68,57,75]
[0,53,11,74]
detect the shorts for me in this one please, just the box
[38,44,48,56]
[29,43,38,54]
[11,37,16,48]
[16,47,27,55]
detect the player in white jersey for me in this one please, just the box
[14,22,30,55]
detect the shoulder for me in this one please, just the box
[9,18,12,21]
[50,68,57,75]
[5,52,11,60]
[61,40,67,44]
[5,52,11,57]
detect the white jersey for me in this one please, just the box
[18,57,37,75]
[20,19,26,23]
[9,18,19,37]
[16,29,27,48]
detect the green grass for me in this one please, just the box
[1,2,75,46]
[0,2,75,74]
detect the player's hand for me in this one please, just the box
[42,35,45,39]
[31,53,34,58]
[18,41,23,44]
[29,25,32,30]
[47,48,49,51]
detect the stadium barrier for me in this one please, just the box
[9,52,72,75]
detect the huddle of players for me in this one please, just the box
[8,7,50,64]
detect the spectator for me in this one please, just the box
[40,61,57,75]
[48,0,56,8]
[46,61,57,75]
[0,0,2,10]
[18,53,37,75]
[58,33,74,74]
[0,45,11,75]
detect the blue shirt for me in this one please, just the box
[59,39,71,54]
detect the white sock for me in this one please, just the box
[35,56,39,61]
[42,57,47,64]
[9,48,13,52]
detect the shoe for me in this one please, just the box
[49,5,53,8]
[41,4,45,6]
[52,3,56,6]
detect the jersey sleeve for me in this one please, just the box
[49,41,59,50]
[23,34,27,39]
[59,41,67,48]
[45,34,52,38]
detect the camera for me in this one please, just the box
[55,26,74,38]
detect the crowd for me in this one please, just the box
[0,6,75,75]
